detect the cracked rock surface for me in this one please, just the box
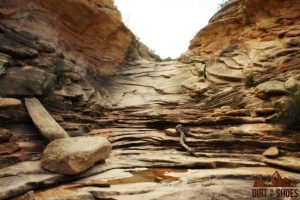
[0,0,299,199]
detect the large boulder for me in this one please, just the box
[41,136,112,175]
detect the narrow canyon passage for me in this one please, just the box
[1,62,300,199]
[0,0,300,199]
[3,59,299,199]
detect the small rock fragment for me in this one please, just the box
[263,146,279,158]
[220,106,231,110]
[165,128,178,137]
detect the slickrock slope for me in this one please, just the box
[0,0,299,199]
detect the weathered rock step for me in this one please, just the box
[35,167,299,200]
[108,115,268,127]
[25,98,69,141]
[256,80,287,96]
[112,139,298,153]
[89,127,298,153]
[0,98,21,108]
[262,156,300,173]
[1,150,299,199]
[58,108,274,129]
[207,63,244,82]
[0,156,262,198]
[117,65,181,77]
[59,113,115,126]
[219,57,244,69]
[176,116,266,125]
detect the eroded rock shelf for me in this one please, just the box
[1,58,299,199]
[0,0,299,199]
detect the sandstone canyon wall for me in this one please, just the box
[0,0,300,199]
[0,0,154,111]
[181,0,300,64]
[0,0,137,74]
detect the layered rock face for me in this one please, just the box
[0,0,134,74]
[181,0,300,65]
[0,0,126,113]
[180,0,300,98]
[0,0,300,199]
[0,0,142,182]
[0,0,156,110]
[0,0,155,115]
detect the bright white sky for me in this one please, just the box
[114,0,223,59]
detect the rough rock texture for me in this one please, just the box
[0,0,300,199]
[41,136,111,175]
[0,66,55,96]
[0,0,154,111]
[180,0,300,63]
[0,0,134,75]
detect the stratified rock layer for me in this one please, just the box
[0,0,135,75]
[0,0,300,199]
[0,98,21,108]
